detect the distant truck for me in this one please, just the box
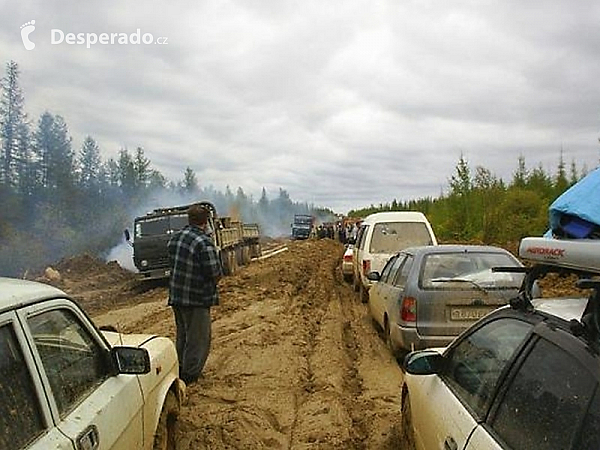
[291,214,314,240]
[124,201,261,280]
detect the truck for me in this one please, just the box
[124,201,262,280]
[291,214,314,240]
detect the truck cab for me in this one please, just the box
[291,214,314,240]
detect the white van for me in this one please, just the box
[352,211,437,302]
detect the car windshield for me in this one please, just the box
[369,222,433,253]
[421,252,523,290]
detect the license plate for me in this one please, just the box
[450,308,491,321]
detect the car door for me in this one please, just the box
[408,317,533,450]
[353,224,369,281]
[368,255,400,328]
[386,254,414,328]
[467,325,600,450]
[19,299,145,450]
[0,310,74,450]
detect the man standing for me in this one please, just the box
[167,203,223,384]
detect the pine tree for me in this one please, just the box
[180,166,198,195]
[79,136,101,191]
[0,61,27,188]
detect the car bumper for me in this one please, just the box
[390,324,455,353]
[342,263,353,275]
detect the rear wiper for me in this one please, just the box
[430,277,488,293]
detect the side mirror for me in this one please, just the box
[367,271,381,282]
[124,229,131,241]
[111,347,151,375]
[403,350,445,375]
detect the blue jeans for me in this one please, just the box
[172,305,211,382]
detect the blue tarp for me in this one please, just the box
[548,167,600,239]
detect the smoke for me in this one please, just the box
[105,241,137,272]
[102,186,337,267]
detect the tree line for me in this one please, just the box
[348,153,598,245]
[0,60,333,277]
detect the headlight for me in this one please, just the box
[141,260,148,267]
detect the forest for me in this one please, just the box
[1,59,597,277]
[349,153,596,245]
[0,61,332,277]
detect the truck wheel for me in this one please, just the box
[221,251,230,276]
[153,391,179,450]
[229,250,237,275]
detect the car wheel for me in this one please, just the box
[359,283,368,303]
[153,391,180,450]
[384,319,395,355]
[401,392,416,450]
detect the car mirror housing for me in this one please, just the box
[367,271,381,282]
[111,346,151,375]
[403,350,445,375]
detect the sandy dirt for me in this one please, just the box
[46,239,406,449]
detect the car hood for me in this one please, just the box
[101,330,158,348]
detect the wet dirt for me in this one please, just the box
[39,238,585,449]
[46,239,405,449]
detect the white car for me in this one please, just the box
[400,238,600,450]
[0,277,185,450]
[342,244,354,282]
[353,211,437,302]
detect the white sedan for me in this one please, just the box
[0,277,185,450]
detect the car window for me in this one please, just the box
[421,252,523,289]
[492,338,597,450]
[393,255,413,287]
[443,318,532,418]
[369,222,432,254]
[357,225,369,251]
[29,308,109,418]
[379,255,399,283]
[0,323,45,449]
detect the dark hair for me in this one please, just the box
[188,204,209,225]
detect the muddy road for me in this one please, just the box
[51,239,405,449]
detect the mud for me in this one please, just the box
[49,239,404,449]
[41,238,583,449]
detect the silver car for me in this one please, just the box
[367,245,525,357]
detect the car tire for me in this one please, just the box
[384,319,395,355]
[359,283,368,303]
[153,391,180,450]
[401,392,416,450]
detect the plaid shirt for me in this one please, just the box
[167,224,223,307]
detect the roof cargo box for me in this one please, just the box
[519,237,600,273]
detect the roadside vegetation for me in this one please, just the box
[1,59,597,277]
[349,153,595,246]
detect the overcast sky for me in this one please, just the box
[2,0,600,213]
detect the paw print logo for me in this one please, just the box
[20,20,36,50]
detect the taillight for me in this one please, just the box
[362,259,371,274]
[401,297,417,322]
[343,254,353,262]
